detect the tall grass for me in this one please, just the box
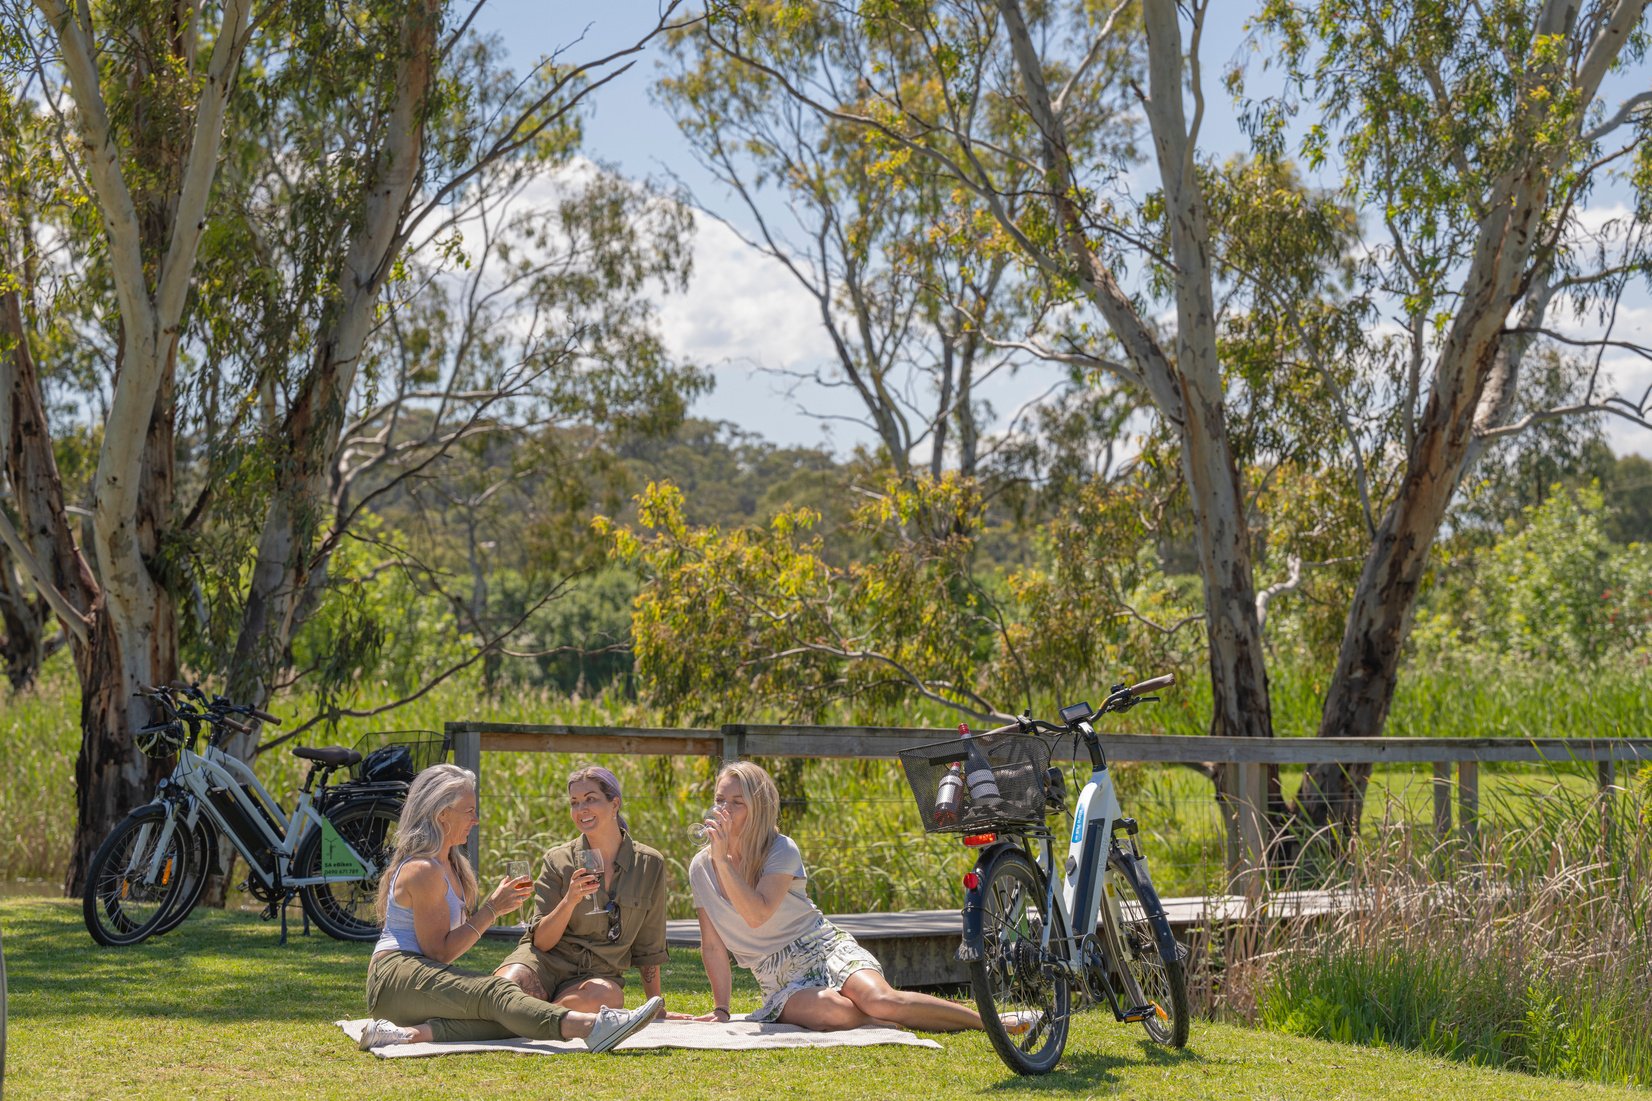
[4,651,1647,907]
[0,657,81,882]
[1212,770,1652,1087]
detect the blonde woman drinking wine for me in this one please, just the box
[357,764,661,1051]
[689,762,1033,1034]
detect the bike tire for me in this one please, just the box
[968,846,1071,1075]
[295,800,400,941]
[153,817,215,936]
[1103,853,1190,1048]
[82,805,194,946]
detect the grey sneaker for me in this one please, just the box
[358,1018,415,1050]
[585,995,664,1053]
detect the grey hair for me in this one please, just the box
[375,763,479,923]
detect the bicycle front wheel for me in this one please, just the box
[153,816,215,936]
[295,801,400,941]
[1104,855,1190,1048]
[83,805,193,946]
[969,846,1071,1075]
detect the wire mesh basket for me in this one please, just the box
[898,732,1051,834]
[348,729,450,783]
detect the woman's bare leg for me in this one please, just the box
[776,987,873,1031]
[839,970,983,1032]
[553,977,625,1013]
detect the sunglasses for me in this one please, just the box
[602,898,622,944]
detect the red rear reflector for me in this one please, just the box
[962,871,980,890]
[963,832,998,847]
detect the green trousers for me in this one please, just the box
[366,951,571,1043]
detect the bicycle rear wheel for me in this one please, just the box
[295,800,400,941]
[83,805,193,946]
[1103,854,1190,1047]
[969,846,1070,1075]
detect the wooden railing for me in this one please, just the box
[446,721,1652,887]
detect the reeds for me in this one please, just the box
[1210,769,1652,1086]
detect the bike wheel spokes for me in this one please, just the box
[83,808,192,946]
[297,803,399,941]
[1111,870,1190,1048]
[970,849,1070,1075]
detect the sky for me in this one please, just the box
[466,1,1652,462]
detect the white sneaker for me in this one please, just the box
[358,1018,415,1050]
[585,995,664,1053]
[1001,1009,1043,1038]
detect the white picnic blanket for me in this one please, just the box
[336,1017,942,1058]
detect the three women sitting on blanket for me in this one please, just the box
[689,761,1019,1035]
[357,763,662,1051]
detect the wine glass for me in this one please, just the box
[579,848,607,915]
[690,807,718,843]
[502,859,528,919]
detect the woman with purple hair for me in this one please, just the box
[494,765,671,1015]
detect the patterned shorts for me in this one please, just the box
[747,920,884,1022]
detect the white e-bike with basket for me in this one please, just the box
[82,684,436,946]
[899,674,1190,1075]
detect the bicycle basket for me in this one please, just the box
[898,732,1052,834]
[348,730,450,783]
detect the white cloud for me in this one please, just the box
[654,212,872,449]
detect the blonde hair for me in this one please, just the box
[375,763,480,923]
[717,761,780,889]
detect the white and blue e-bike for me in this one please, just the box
[902,674,1190,1075]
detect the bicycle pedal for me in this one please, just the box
[1122,1003,1164,1023]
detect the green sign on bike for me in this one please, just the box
[321,818,366,878]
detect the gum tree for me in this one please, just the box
[1262,0,1652,833]
[0,0,697,887]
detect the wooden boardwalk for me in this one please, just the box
[669,891,1351,986]
[491,891,1351,987]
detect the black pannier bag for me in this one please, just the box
[360,743,417,784]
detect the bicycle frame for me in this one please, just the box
[132,737,378,894]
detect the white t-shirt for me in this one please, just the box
[689,834,825,967]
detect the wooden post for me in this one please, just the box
[1226,761,1266,897]
[1457,760,1478,851]
[1599,758,1616,850]
[1221,764,1240,885]
[721,723,747,768]
[452,725,482,866]
[1432,762,1452,841]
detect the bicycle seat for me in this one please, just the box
[292,746,363,767]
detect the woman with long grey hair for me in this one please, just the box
[357,763,661,1051]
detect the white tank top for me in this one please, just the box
[373,861,465,956]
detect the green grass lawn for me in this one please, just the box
[3,897,1648,1100]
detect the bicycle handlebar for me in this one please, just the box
[989,673,1177,737]
[136,684,281,727]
